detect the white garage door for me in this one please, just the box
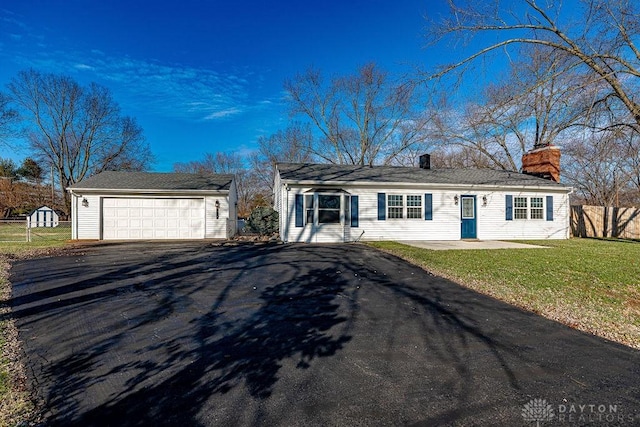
[102,198,205,240]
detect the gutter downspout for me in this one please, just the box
[285,184,290,243]
[69,190,78,240]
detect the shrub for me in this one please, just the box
[246,206,279,235]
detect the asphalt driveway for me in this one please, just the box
[9,242,640,426]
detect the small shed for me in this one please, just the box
[28,206,59,228]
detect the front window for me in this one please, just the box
[388,195,424,219]
[318,195,340,223]
[388,195,403,219]
[530,197,544,219]
[305,194,314,224]
[406,195,422,219]
[514,197,528,220]
[513,196,545,220]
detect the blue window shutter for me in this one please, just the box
[505,195,513,221]
[424,193,433,220]
[546,196,554,221]
[351,195,359,227]
[377,193,386,220]
[295,194,303,227]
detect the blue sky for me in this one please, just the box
[0,1,450,171]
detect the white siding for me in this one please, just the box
[75,194,101,239]
[205,195,229,239]
[277,183,570,243]
[288,223,346,243]
[477,191,570,240]
[281,187,460,243]
[357,190,460,241]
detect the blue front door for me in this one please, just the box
[461,195,477,239]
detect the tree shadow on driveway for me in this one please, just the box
[10,243,357,425]
[8,242,640,425]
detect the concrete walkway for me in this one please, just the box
[401,240,548,250]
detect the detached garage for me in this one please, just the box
[68,171,237,240]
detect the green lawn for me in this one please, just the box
[0,241,69,426]
[0,222,71,242]
[0,223,27,242]
[369,239,640,349]
[27,226,71,242]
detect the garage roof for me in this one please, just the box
[69,171,234,192]
[277,163,569,188]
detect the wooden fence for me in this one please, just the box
[571,205,640,239]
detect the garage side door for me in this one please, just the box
[102,198,205,240]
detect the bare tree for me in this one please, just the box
[285,63,432,166]
[174,152,259,217]
[563,129,632,205]
[625,132,640,197]
[251,122,314,193]
[429,145,495,169]
[427,0,640,133]
[174,152,243,175]
[7,69,152,210]
[430,46,592,170]
[0,93,18,147]
[0,156,58,217]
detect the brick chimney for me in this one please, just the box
[419,154,431,169]
[522,145,560,182]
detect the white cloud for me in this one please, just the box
[0,10,285,123]
[204,108,243,120]
[1,12,29,31]
[4,46,257,121]
[74,63,94,70]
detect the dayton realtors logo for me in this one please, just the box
[523,399,638,425]
[522,399,555,426]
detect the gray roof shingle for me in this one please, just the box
[277,163,568,188]
[69,171,234,191]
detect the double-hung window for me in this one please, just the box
[514,197,528,219]
[513,196,544,220]
[406,195,422,219]
[388,195,403,219]
[387,195,422,219]
[530,197,544,219]
[305,195,314,224]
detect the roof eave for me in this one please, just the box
[280,179,571,192]
[67,187,230,194]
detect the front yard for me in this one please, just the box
[0,222,71,243]
[369,238,640,349]
[0,239,640,426]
